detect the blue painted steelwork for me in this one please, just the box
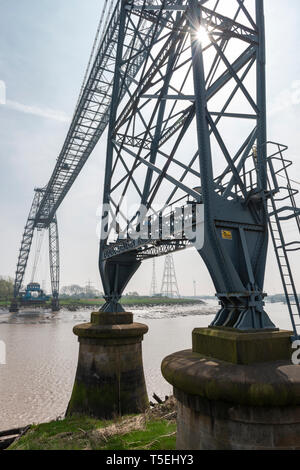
[19,283,50,306]
[11,1,300,336]
[97,0,300,334]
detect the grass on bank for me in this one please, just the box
[62,296,202,306]
[0,297,203,310]
[8,401,177,451]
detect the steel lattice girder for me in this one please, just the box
[33,1,175,226]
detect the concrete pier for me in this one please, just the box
[67,312,149,419]
[162,327,300,450]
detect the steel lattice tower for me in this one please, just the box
[161,254,180,299]
[97,0,278,330]
[150,258,158,296]
[49,215,59,311]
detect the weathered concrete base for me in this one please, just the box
[67,312,149,419]
[162,328,300,450]
[193,327,293,364]
[174,388,300,450]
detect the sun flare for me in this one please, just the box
[196,26,210,45]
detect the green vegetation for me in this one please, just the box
[0,273,204,310]
[0,296,203,311]
[9,400,176,451]
[0,276,13,304]
[57,296,204,311]
[121,296,202,306]
[61,296,202,306]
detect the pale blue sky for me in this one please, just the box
[0,0,300,296]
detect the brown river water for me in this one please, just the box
[0,301,292,431]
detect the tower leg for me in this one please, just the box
[99,254,141,312]
[12,189,43,311]
[51,293,59,312]
[49,215,60,312]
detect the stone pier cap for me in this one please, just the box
[162,328,300,408]
[73,311,148,343]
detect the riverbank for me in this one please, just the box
[60,297,204,311]
[0,302,291,437]
[0,297,205,311]
[8,398,176,450]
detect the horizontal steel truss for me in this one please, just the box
[33,1,174,226]
[104,238,190,260]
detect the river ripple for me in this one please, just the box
[0,301,291,431]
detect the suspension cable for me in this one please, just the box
[30,230,45,283]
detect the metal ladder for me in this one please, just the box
[266,143,300,340]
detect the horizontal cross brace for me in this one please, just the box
[113,140,202,201]
[142,94,195,100]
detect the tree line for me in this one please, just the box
[0,276,14,299]
[0,277,141,300]
[60,285,140,299]
[61,284,102,299]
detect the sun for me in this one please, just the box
[196,26,210,46]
